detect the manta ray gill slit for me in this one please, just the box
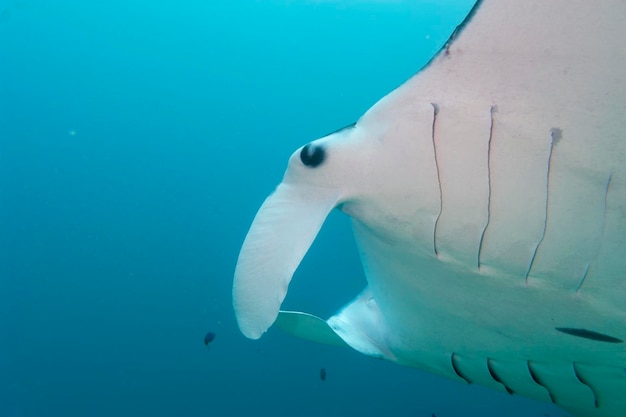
[573,362,600,408]
[477,105,496,270]
[527,361,556,404]
[450,353,472,384]
[430,103,443,256]
[576,173,613,292]
[524,128,560,283]
[487,358,515,395]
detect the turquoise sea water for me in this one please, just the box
[1,1,569,416]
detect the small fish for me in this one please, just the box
[203,331,216,347]
[320,367,326,381]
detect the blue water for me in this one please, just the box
[0,1,568,416]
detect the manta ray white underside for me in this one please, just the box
[232,1,626,416]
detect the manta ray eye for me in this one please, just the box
[300,143,325,167]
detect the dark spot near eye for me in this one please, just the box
[550,127,562,145]
[555,327,623,343]
[300,143,325,167]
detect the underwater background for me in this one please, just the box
[0,1,570,416]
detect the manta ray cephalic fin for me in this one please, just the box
[233,183,340,339]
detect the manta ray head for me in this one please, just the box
[232,123,367,339]
[233,100,442,339]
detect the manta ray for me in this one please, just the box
[232,1,626,416]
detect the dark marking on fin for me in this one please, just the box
[527,361,556,404]
[573,362,599,408]
[450,353,472,384]
[555,327,623,344]
[431,103,442,257]
[487,358,514,394]
[525,131,556,283]
[477,106,495,270]
[576,263,591,292]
